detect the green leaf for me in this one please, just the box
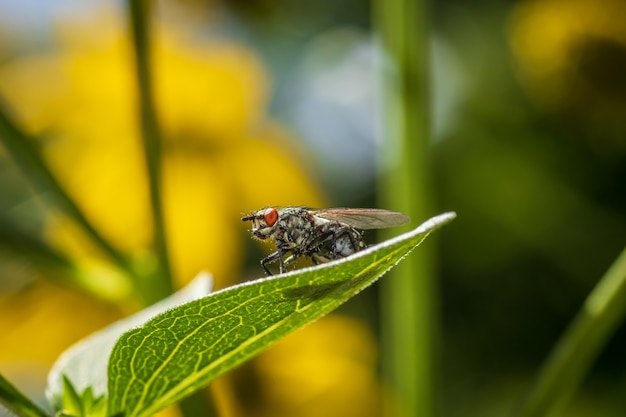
[46,274,212,413]
[0,373,49,417]
[80,386,107,417]
[60,377,82,417]
[107,212,456,417]
[56,378,107,417]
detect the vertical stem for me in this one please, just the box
[514,246,626,417]
[127,0,174,302]
[126,3,217,416]
[374,0,436,416]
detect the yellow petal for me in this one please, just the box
[153,32,270,141]
[0,280,123,364]
[163,151,242,289]
[226,122,326,212]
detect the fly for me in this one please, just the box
[242,207,410,275]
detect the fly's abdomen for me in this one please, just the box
[334,229,365,257]
[313,226,364,260]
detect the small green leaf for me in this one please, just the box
[46,274,212,412]
[60,377,82,417]
[56,380,107,417]
[107,212,456,417]
[79,386,105,417]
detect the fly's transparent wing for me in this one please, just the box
[314,208,410,230]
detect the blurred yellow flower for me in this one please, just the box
[0,5,324,406]
[0,7,384,417]
[0,279,124,393]
[0,280,122,362]
[0,11,323,291]
[509,0,626,139]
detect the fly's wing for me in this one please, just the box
[314,208,410,230]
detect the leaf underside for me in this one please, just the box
[107,212,456,417]
[46,274,213,412]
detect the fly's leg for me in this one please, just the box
[306,230,336,258]
[260,242,300,275]
[261,250,291,275]
[277,242,303,273]
[310,252,330,264]
[311,252,331,264]
[260,251,281,275]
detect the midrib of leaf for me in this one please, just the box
[122,287,273,412]
[108,213,455,417]
[134,245,408,417]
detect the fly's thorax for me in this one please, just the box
[271,207,316,247]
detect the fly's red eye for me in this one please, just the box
[264,208,278,226]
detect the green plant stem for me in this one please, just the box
[0,101,137,283]
[0,373,50,417]
[127,0,174,303]
[126,2,215,416]
[374,0,436,416]
[0,216,74,271]
[0,217,82,286]
[514,246,626,417]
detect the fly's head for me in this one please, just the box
[242,207,280,240]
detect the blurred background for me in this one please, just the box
[1,0,626,416]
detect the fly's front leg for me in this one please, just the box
[261,242,298,275]
[261,249,293,275]
[260,251,281,275]
[274,242,299,274]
